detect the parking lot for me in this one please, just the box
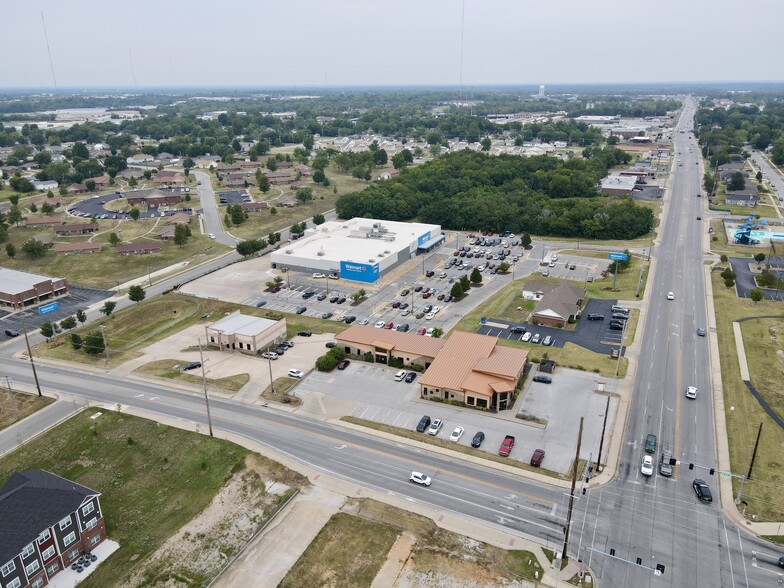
[478,298,627,354]
[217,190,251,205]
[293,359,616,475]
[67,188,195,221]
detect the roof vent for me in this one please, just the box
[285,249,293,254]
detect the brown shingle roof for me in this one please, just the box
[336,325,445,357]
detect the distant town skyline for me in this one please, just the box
[2,0,783,89]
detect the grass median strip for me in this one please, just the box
[135,359,249,392]
[0,391,54,432]
[341,416,573,481]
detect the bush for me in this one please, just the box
[363,352,373,362]
[315,347,346,371]
[388,357,404,368]
[410,364,424,372]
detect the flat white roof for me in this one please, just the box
[601,175,638,190]
[0,268,63,295]
[209,313,278,336]
[272,218,439,266]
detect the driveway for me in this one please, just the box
[729,256,784,300]
[478,298,626,354]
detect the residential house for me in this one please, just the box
[205,311,287,355]
[33,180,58,192]
[85,175,110,189]
[125,189,183,208]
[267,172,295,185]
[167,212,191,225]
[116,168,145,180]
[294,165,312,176]
[54,242,102,255]
[54,224,97,236]
[276,195,297,207]
[126,153,154,165]
[194,155,222,168]
[335,325,445,367]
[223,178,254,189]
[116,242,162,256]
[522,281,585,328]
[152,170,185,187]
[67,183,88,194]
[378,169,400,181]
[725,194,760,206]
[158,226,176,240]
[0,470,107,588]
[155,152,175,162]
[240,202,269,212]
[24,217,63,228]
[419,331,529,411]
[29,196,62,208]
[289,181,307,190]
[275,161,293,169]
[32,235,53,248]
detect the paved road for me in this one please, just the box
[194,170,235,247]
[574,99,780,586]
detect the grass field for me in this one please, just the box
[279,512,399,588]
[711,271,784,520]
[261,376,300,405]
[135,359,249,392]
[0,391,54,431]
[450,280,628,378]
[36,293,349,367]
[0,410,251,587]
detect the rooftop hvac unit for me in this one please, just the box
[285,249,293,254]
[317,247,326,256]
[369,258,376,262]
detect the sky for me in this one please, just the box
[3,0,783,89]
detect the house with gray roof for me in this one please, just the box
[522,281,585,328]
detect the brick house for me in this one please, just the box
[522,281,585,328]
[53,224,97,236]
[0,470,107,588]
[240,202,269,212]
[152,171,185,187]
[116,242,162,256]
[24,217,63,228]
[125,189,182,208]
[54,242,102,255]
[85,175,110,189]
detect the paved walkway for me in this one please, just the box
[732,322,751,380]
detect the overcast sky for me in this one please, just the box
[3,0,783,89]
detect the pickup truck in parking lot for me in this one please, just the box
[498,435,515,457]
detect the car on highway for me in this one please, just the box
[587,313,604,321]
[696,216,701,220]
[667,292,675,300]
[645,434,657,453]
[4,329,20,337]
[260,352,278,360]
[182,361,202,371]
[521,332,532,342]
[428,418,443,436]
[660,451,673,477]
[209,233,216,239]
[404,372,417,383]
[530,449,545,467]
[532,374,552,384]
[686,386,698,399]
[697,328,706,337]
[337,359,350,370]
[641,455,654,476]
[288,369,304,379]
[410,471,432,486]
[449,426,464,442]
[471,431,485,448]
[692,479,713,503]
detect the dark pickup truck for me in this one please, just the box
[498,435,516,457]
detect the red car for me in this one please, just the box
[416,327,427,335]
[337,359,350,370]
[437,293,445,301]
[422,292,432,299]
[392,301,401,308]
[530,449,545,467]
[384,321,394,329]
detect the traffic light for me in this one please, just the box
[689,463,694,470]
[709,468,715,475]
[636,557,642,566]
[656,564,665,574]
[582,488,586,495]
[669,457,677,466]
[610,549,616,556]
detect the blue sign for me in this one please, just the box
[39,302,60,315]
[340,261,380,284]
[417,232,431,247]
[608,252,629,261]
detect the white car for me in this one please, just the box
[328,273,339,279]
[686,386,698,399]
[359,318,370,325]
[394,370,407,381]
[551,254,559,261]
[312,273,326,279]
[431,306,441,314]
[288,369,304,379]
[425,312,435,320]
[521,332,533,342]
[641,455,654,476]
[449,426,464,442]
[209,233,216,239]
[428,418,443,435]
[260,352,278,360]
[667,292,675,300]
[375,320,386,328]
[425,327,435,337]
[401,309,411,316]
[410,471,432,486]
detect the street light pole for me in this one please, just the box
[268,356,275,396]
[20,318,42,397]
[198,339,214,437]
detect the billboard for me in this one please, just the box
[608,252,629,261]
[39,302,60,315]
[340,261,380,283]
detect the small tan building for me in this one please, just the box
[335,325,445,367]
[522,281,585,328]
[205,311,286,354]
[419,331,528,411]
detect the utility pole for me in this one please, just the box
[747,422,763,480]
[99,325,109,364]
[21,318,42,397]
[596,395,611,472]
[198,339,214,437]
[562,416,584,561]
[5,376,17,421]
[267,356,275,396]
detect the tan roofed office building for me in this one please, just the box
[335,325,445,367]
[419,332,528,411]
[205,311,286,355]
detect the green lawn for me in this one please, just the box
[711,271,784,520]
[135,359,250,392]
[0,392,54,431]
[0,410,250,587]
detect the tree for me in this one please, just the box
[296,187,314,203]
[450,282,464,299]
[7,205,23,226]
[229,204,247,225]
[313,213,325,225]
[750,288,764,304]
[270,206,277,216]
[41,202,54,215]
[128,176,138,187]
[72,142,89,159]
[459,275,470,292]
[391,153,407,170]
[100,301,117,316]
[256,170,270,193]
[9,176,34,193]
[313,169,326,184]
[5,243,16,258]
[29,203,38,213]
[373,149,388,166]
[728,171,746,192]
[39,321,54,339]
[70,333,83,350]
[470,267,482,284]
[173,223,189,246]
[76,309,87,324]
[480,137,492,151]
[267,158,277,172]
[431,327,444,338]
[82,331,105,355]
[236,239,266,257]
[8,195,19,205]
[720,267,736,281]
[85,179,96,192]
[724,277,735,288]
[756,171,763,182]
[60,316,77,330]
[754,253,766,263]
[21,238,46,258]
[497,261,511,273]
[128,285,146,303]
[720,254,729,263]
[108,232,121,246]
[129,208,140,221]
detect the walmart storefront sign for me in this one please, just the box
[340,261,380,283]
[417,232,431,247]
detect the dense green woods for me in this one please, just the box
[336,149,654,239]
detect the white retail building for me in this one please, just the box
[270,218,443,284]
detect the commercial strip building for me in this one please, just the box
[270,218,444,284]
[599,174,638,196]
[205,311,286,354]
[419,332,529,411]
[0,470,107,588]
[0,268,69,311]
[335,325,445,367]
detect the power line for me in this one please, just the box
[40,11,58,89]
